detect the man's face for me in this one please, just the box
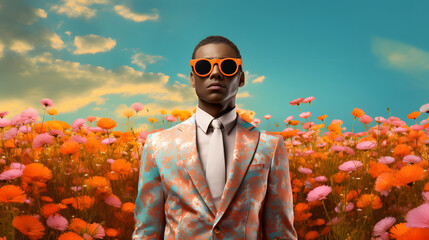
[190,43,245,106]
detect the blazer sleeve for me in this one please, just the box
[133,134,166,240]
[262,135,298,240]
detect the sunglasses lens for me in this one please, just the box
[195,60,211,75]
[220,59,238,75]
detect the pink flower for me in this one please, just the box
[72,118,86,132]
[101,137,116,144]
[252,118,261,124]
[104,194,122,208]
[0,169,23,180]
[46,214,68,231]
[359,114,373,124]
[165,116,177,122]
[289,98,304,106]
[343,146,356,155]
[18,125,32,133]
[410,124,424,131]
[89,223,105,239]
[10,163,25,170]
[422,192,429,203]
[314,176,328,182]
[394,127,408,133]
[302,121,315,129]
[335,201,354,213]
[292,140,302,146]
[338,160,363,172]
[88,127,103,133]
[107,159,115,164]
[405,203,429,228]
[49,129,65,137]
[284,116,293,123]
[131,102,144,112]
[375,117,386,123]
[356,141,377,150]
[70,135,87,144]
[0,111,8,118]
[0,118,11,128]
[264,114,271,119]
[32,133,54,149]
[40,98,54,108]
[4,127,18,140]
[71,186,82,191]
[373,217,396,237]
[299,112,311,119]
[403,155,422,164]
[316,142,327,148]
[298,166,312,175]
[20,107,40,125]
[378,156,395,164]
[420,103,429,113]
[306,185,332,202]
[302,96,315,103]
[331,145,346,152]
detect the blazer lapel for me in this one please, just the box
[175,114,260,222]
[214,116,260,225]
[176,114,217,218]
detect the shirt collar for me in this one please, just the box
[195,105,238,134]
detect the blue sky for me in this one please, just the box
[1,0,428,133]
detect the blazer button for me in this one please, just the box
[213,226,221,234]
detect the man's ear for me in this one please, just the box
[239,69,245,87]
[190,71,195,88]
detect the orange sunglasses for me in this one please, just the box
[190,58,242,77]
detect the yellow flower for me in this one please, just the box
[148,117,158,123]
[160,109,167,114]
[47,108,58,115]
[123,109,135,118]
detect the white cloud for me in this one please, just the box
[0,42,4,58]
[35,8,47,18]
[237,91,250,98]
[372,36,429,72]
[50,0,109,19]
[177,73,188,79]
[0,51,196,118]
[65,31,72,36]
[73,34,116,54]
[252,76,265,83]
[50,33,64,50]
[131,52,164,70]
[10,40,34,53]
[114,5,159,22]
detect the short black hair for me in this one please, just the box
[191,36,242,59]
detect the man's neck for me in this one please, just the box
[197,102,235,119]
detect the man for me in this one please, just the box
[133,36,297,239]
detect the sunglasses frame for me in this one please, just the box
[190,58,242,77]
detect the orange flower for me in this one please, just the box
[33,122,49,134]
[352,108,365,118]
[281,129,298,138]
[333,172,349,183]
[317,114,327,121]
[111,159,132,175]
[119,131,135,143]
[393,144,411,157]
[122,202,135,212]
[85,137,100,154]
[96,117,117,130]
[22,163,53,183]
[0,185,27,203]
[424,182,429,191]
[397,228,429,240]
[289,120,300,126]
[407,111,421,119]
[393,165,425,186]
[12,215,45,240]
[47,108,58,116]
[84,176,111,190]
[328,123,342,135]
[40,196,53,202]
[69,218,87,233]
[123,109,135,118]
[390,223,410,239]
[311,218,325,226]
[58,232,84,240]
[368,161,392,178]
[346,190,358,201]
[70,196,94,210]
[106,228,119,237]
[356,194,382,209]
[375,172,395,192]
[304,231,319,240]
[42,203,61,217]
[295,203,310,212]
[148,117,158,123]
[59,140,80,155]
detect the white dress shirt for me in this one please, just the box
[195,105,238,197]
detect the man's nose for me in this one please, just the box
[210,64,223,79]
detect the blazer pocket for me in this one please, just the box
[248,163,265,171]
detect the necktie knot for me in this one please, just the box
[211,119,222,129]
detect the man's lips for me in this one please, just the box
[207,82,225,88]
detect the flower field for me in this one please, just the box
[0,98,428,240]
